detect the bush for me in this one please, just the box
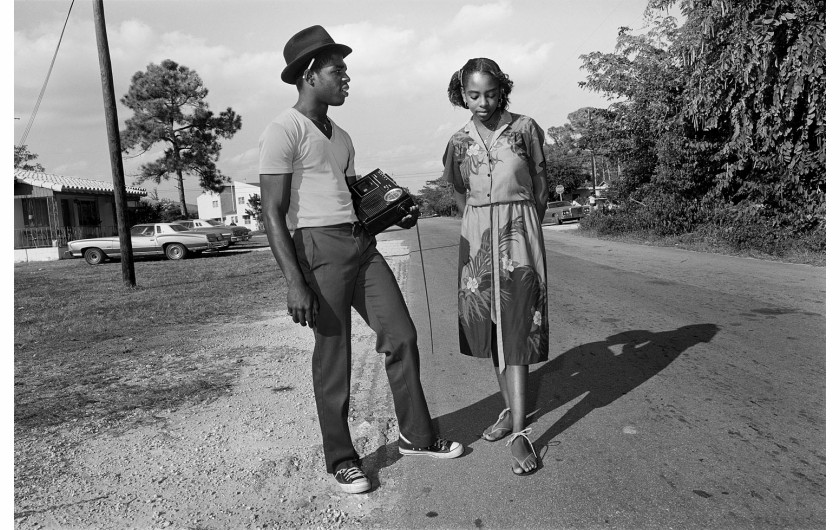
[580,194,826,259]
[580,190,710,237]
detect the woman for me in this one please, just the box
[442,58,548,475]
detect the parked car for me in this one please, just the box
[581,198,618,215]
[543,200,585,225]
[591,198,617,211]
[175,219,252,244]
[64,223,228,265]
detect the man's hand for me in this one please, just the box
[396,204,420,229]
[287,280,319,328]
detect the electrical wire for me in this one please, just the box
[18,0,76,146]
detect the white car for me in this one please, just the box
[65,223,228,265]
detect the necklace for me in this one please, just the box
[476,113,500,148]
[295,106,332,138]
[309,115,332,138]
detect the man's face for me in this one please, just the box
[311,53,350,106]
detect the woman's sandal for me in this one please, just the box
[482,408,512,441]
[506,427,538,476]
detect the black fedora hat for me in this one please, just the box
[281,25,352,84]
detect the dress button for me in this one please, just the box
[486,193,490,197]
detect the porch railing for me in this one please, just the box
[13,225,118,249]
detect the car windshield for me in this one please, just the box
[168,224,189,232]
[205,220,223,226]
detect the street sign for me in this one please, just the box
[555,185,564,195]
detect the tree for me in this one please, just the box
[245,194,263,230]
[121,59,242,217]
[415,177,458,217]
[545,107,624,200]
[14,144,45,171]
[579,16,685,201]
[543,144,589,201]
[652,0,826,231]
[131,196,190,224]
[581,1,825,235]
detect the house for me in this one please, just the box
[14,169,147,262]
[196,180,261,229]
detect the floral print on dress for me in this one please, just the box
[458,209,548,364]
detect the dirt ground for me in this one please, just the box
[14,242,414,530]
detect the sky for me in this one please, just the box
[12,0,662,201]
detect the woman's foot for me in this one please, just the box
[507,428,538,475]
[482,408,512,441]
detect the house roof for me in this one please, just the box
[14,169,148,197]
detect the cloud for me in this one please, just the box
[448,0,514,33]
[326,10,553,99]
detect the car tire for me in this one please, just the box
[165,243,188,260]
[83,248,107,265]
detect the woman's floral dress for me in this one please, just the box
[442,111,548,371]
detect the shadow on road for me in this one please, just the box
[431,323,720,455]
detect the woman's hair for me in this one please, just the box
[447,58,514,110]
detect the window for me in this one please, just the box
[77,200,100,225]
[243,215,251,225]
[21,198,49,227]
[238,197,245,205]
[212,200,219,208]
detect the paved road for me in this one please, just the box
[368,217,825,529]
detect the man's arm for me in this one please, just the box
[260,173,319,328]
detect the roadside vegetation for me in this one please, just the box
[14,246,283,432]
[417,0,825,264]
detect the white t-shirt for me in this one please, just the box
[259,108,357,229]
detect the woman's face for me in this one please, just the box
[461,71,501,123]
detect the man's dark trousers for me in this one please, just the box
[292,222,436,473]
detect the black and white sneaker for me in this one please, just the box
[398,433,464,459]
[334,464,371,494]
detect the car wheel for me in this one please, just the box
[165,243,188,260]
[83,248,107,265]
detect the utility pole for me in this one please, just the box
[588,108,597,199]
[93,0,135,287]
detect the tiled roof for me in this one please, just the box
[14,169,148,196]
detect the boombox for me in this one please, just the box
[347,168,417,235]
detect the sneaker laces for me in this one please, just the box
[433,438,450,451]
[336,466,365,482]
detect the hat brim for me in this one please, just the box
[281,43,352,84]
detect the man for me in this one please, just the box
[259,25,463,495]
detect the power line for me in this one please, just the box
[18,0,76,146]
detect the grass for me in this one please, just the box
[14,244,286,432]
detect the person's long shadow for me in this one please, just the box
[432,323,720,456]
